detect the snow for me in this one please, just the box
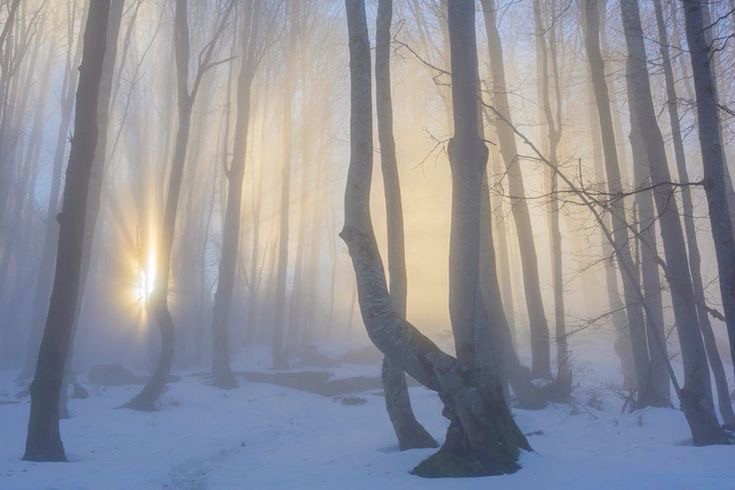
[1,347,735,489]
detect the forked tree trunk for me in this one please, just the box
[375,0,437,451]
[23,0,112,462]
[619,0,725,445]
[341,0,529,478]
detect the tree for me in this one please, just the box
[124,0,233,410]
[211,1,264,389]
[23,0,113,461]
[341,0,529,477]
[682,0,735,384]
[532,0,571,395]
[480,0,551,379]
[272,2,296,369]
[581,0,662,408]
[652,0,734,428]
[375,0,437,451]
[619,0,725,444]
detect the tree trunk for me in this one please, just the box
[272,8,294,369]
[342,0,529,477]
[20,6,84,380]
[124,0,194,410]
[375,0,437,451]
[211,4,260,388]
[627,127,670,405]
[480,0,551,379]
[23,0,112,462]
[653,0,735,427]
[532,0,571,395]
[620,0,725,445]
[683,0,735,385]
[582,0,658,408]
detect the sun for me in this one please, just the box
[134,249,157,304]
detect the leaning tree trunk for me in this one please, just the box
[23,0,112,462]
[653,0,735,427]
[375,0,437,451]
[341,0,529,477]
[480,0,551,379]
[582,0,659,408]
[682,0,735,384]
[620,0,725,445]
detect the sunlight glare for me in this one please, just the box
[134,249,157,304]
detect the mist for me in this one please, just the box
[1,0,735,487]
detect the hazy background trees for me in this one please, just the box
[1,0,735,470]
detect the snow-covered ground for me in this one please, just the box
[1,346,734,489]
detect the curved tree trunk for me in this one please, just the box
[124,0,194,410]
[342,0,529,478]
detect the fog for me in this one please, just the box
[1,0,735,486]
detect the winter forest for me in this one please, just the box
[0,0,735,487]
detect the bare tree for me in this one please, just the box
[582,0,661,408]
[653,0,735,428]
[211,0,266,388]
[480,0,551,379]
[23,0,113,462]
[682,0,735,385]
[341,0,529,477]
[124,0,233,410]
[375,0,437,451]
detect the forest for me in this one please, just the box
[1,0,735,488]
